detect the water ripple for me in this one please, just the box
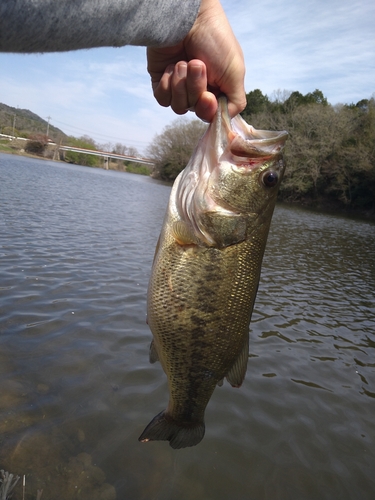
[1,155,374,500]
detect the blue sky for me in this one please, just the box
[1,0,374,152]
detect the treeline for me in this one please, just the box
[240,89,375,213]
[61,135,148,173]
[0,102,65,141]
[0,102,148,174]
[64,135,138,170]
[148,89,375,214]
[2,128,148,174]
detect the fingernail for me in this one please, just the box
[177,63,187,78]
[190,64,203,78]
[166,64,174,75]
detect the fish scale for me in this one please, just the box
[139,97,288,449]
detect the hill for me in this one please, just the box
[0,102,66,141]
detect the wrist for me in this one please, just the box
[194,0,223,30]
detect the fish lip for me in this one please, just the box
[217,96,288,159]
[218,95,232,130]
[173,97,288,247]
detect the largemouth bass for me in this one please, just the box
[139,96,288,449]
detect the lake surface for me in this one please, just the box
[1,153,374,500]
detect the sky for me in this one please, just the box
[1,0,374,153]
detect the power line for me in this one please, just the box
[51,118,149,147]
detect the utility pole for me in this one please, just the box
[46,116,51,137]
[12,106,19,137]
[12,114,16,137]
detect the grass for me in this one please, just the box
[125,162,152,176]
[0,140,15,153]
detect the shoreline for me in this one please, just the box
[1,147,374,221]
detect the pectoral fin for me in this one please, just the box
[171,221,197,246]
[226,336,249,387]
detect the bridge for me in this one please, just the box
[58,145,155,168]
[0,134,154,169]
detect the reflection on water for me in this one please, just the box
[0,153,374,499]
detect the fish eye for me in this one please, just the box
[261,170,279,188]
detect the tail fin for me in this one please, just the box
[138,410,205,449]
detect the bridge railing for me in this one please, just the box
[58,145,155,166]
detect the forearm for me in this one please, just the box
[0,0,201,52]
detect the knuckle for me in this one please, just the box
[153,88,171,107]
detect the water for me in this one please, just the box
[0,153,374,500]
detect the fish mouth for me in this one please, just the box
[173,96,288,247]
[217,96,288,160]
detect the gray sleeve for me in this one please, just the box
[0,0,201,53]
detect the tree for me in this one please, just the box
[25,133,49,155]
[282,89,328,113]
[241,89,269,117]
[148,118,207,181]
[283,91,306,113]
[64,136,99,167]
[324,98,375,208]
[356,99,369,111]
[146,90,375,214]
[269,89,293,104]
[304,89,328,106]
[237,89,375,212]
[280,104,348,200]
[1,126,19,136]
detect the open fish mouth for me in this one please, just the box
[218,96,288,161]
[172,96,288,247]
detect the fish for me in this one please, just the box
[139,96,288,449]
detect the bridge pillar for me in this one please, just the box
[104,156,109,170]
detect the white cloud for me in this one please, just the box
[223,0,375,104]
[0,0,374,150]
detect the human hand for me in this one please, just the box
[147,0,246,122]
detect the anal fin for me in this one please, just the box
[149,339,160,364]
[226,335,249,388]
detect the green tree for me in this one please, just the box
[64,136,99,167]
[282,91,306,113]
[282,89,328,113]
[304,89,328,106]
[1,126,19,136]
[241,89,269,117]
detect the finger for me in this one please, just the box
[170,61,189,115]
[217,62,246,118]
[186,60,207,110]
[151,64,174,107]
[194,91,218,123]
[226,90,247,118]
[213,71,246,118]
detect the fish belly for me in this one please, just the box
[139,230,265,448]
